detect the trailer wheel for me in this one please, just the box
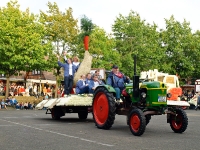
[92,87,116,129]
[78,110,88,120]
[51,107,61,120]
[128,109,146,136]
[170,108,188,133]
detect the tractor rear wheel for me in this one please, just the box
[128,109,146,136]
[169,108,188,133]
[92,87,116,129]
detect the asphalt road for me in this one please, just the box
[0,109,200,150]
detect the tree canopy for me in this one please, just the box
[0,0,52,97]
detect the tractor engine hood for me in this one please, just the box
[140,81,166,89]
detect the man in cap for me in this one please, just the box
[106,65,130,104]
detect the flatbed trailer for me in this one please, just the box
[36,94,93,120]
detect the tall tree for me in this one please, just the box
[0,0,52,98]
[40,2,79,97]
[184,30,200,83]
[112,11,163,76]
[160,15,199,80]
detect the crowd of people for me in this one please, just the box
[75,71,104,95]
[0,81,61,98]
[0,82,26,96]
[0,96,36,110]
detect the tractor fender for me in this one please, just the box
[95,85,116,93]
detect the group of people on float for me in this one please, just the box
[75,70,104,94]
[57,51,130,101]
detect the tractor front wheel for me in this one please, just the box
[169,108,188,133]
[128,109,146,136]
[92,87,116,129]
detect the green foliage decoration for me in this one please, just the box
[80,15,94,38]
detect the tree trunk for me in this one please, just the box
[5,76,10,98]
[55,75,59,98]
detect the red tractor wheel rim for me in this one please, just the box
[181,106,187,110]
[130,114,140,132]
[93,92,109,125]
[172,114,182,129]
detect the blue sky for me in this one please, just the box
[0,0,200,33]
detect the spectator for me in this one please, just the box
[12,97,18,106]
[6,96,11,104]
[16,103,20,110]
[44,93,49,100]
[20,102,24,110]
[25,87,30,96]
[20,86,25,96]
[1,99,7,110]
[28,84,33,96]
[47,87,52,98]
[24,102,28,110]
[32,103,36,110]
[44,82,49,89]
[28,102,32,109]
[33,84,37,97]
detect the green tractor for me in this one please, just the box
[92,58,188,136]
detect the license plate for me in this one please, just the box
[158,96,166,102]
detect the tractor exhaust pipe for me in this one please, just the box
[133,55,139,98]
[134,55,136,76]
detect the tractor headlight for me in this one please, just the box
[167,93,171,98]
[141,92,146,98]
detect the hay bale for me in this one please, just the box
[73,51,92,85]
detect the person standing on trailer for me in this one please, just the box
[63,51,80,71]
[57,55,77,96]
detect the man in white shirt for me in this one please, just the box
[63,51,80,71]
[57,55,77,96]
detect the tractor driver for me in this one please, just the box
[106,65,130,103]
